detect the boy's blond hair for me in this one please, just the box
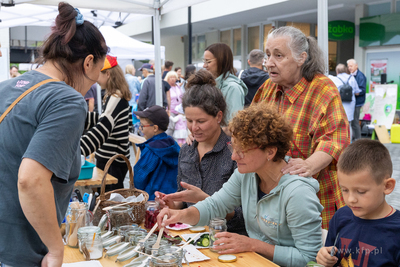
[337,139,392,183]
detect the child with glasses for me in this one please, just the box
[133,105,180,200]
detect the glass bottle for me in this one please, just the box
[145,201,160,230]
[209,218,227,253]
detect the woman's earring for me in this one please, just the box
[267,158,270,161]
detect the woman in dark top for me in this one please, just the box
[155,69,247,235]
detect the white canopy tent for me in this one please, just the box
[99,26,165,61]
[3,0,209,106]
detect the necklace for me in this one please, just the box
[384,205,394,218]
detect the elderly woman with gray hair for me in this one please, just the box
[253,26,350,229]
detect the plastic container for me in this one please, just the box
[78,161,95,180]
[391,124,400,143]
[209,218,227,253]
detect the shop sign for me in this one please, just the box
[328,20,355,40]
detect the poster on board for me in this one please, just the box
[371,84,397,129]
[369,59,387,93]
[360,93,375,121]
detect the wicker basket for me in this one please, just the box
[92,154,148,225]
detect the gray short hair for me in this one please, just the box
[267,26,325,81]
[347,59,357,65]
[248,49,265,65]
[336,63,347,74]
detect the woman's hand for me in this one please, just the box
[316,246,338,267]
[156,206,200,227]
[281,158,314,177]
[186,133,195,146]
[156,207,181,227]
[162,182,209,205]
[154,191,181,209]
[212,232,254,254]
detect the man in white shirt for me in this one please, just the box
[329,64,361,139]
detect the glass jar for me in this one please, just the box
[151,254,179,267]
[144,237,169,255]
[77,226,102,253]
[82,239,103,260]
[127,230,146,246]
[135,235,156,252]
[209,218,227,253]
[145,201,160,230]
[108,206,135,231]
[158,245,184,267]
[65,202,91,248]
[117,224,139,241]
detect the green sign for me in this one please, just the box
[328,20,355,40]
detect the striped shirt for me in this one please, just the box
[81,93,132,164]
[253,74,350,229]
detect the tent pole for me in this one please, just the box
[317,0,329,75]
[154,0,163,107]
[188,6,192,64]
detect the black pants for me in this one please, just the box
[96,157,128,192]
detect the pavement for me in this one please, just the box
[124,141,400,210]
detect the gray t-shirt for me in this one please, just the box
[0,71,87,266]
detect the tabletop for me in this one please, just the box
[74,167,118,188]
[63,227,279,267]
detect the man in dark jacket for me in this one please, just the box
[240,49,269,106]
[138,63,168,110]
[347,58,367,141]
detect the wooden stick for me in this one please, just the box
[92,199,101,216]
[152,215,168,250]
[175,233,202,253]
[139,222,158,243]
[102,201,136,211]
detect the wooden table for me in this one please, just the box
[63,227,279,267]
[74,167,118,193]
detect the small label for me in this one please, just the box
[15,80,30,88]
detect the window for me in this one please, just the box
[263,24,273,50]
[248,26,260,53]
[328,41,337,72]
[233,28,241,56]
[197,35,206,59]
[397,1,400,13]
[220,30,231,46]
[285,22,310,36]
[368,2,391,16]
[191,36,196,60]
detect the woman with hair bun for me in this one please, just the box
[80,55,132,191]
[155,69,247,236]
[253,26,350,229]
[0,2,107,266]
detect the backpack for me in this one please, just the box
[337,76,353,102]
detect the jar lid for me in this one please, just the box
[189,226,206,233]
[77,226,101,234]
[218,255,237,263]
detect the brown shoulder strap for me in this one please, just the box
[0,78,59,124]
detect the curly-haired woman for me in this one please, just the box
[157,102,323,267]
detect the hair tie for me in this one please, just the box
[75,8,84,25]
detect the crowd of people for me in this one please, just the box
[0,2,398,267]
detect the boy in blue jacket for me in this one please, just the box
[133,105,180,200]
[317,139,399,267]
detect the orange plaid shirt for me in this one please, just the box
[253,74,349,229]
